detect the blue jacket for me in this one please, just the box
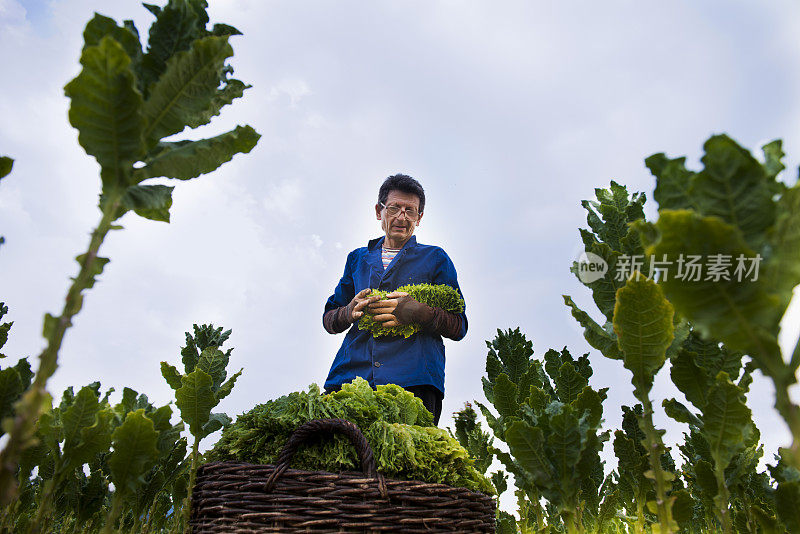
[323,235,467,395]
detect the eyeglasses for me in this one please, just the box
[380,202,421,220]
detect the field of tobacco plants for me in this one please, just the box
[1,0,799,533]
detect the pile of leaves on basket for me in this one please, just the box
[206,377,494,494]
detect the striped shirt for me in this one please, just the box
[381,246,401,270]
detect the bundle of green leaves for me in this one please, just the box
[357,283,465,338]
[206,378,493,493]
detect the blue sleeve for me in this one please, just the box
[432,248,468,341]
[324,250,357,316]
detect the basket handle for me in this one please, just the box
[263,418,388,498]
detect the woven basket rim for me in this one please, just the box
[199,460,495,497]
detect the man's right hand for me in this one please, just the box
[346,288,379,323]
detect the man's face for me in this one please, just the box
[375,190,423,246]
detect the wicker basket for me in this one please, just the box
[191,418,496,533]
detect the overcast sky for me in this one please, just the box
[2,0,800,512]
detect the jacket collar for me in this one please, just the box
[367,235,417,251]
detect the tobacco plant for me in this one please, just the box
[638,136,800,527]
[0,0,259,503]
[161,323,241,527]
[565,181,681,533]
[477,328,610,533]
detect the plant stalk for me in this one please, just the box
[0,196,121,504]
[639,397,675,534]
[712,464,732,534]
[183,436,200,533]
[101,492,125,534]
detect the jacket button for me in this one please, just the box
[374,362,381,368]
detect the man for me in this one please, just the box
[322,174,467,425]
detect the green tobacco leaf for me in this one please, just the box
[82,13,142,62]
[64,36,144,188]
[671,489,696,529]
[572,239,625,321]
[563,295,622,360]
[613,274,675,398]
[493,373,518,418]
[160,362,183,391]
[62,386,101,453]
[662,398,702,428]
[121,184,174,222]
[582,181,646,251]
[0,367,24,426]
[0,156,13,179]
[691,135,776,250]
[702,372,754,471]
[638,210,783,378]
[108,409,160,495]
[646,153,696,211]
[216,368,242,401]
[194,347,229,389]
[694,458,718,497]
[573,387,604,427]
[670,350,709,408]
[765,183,800,313]
[486,328,532,384]
[176,368,215,435]
[135,125,260,181]
[186,79,249,128]
[142,35,233,146]
[547,408,584,504]
[69,409,113,469]
[505,421,551,487]
[762,139,786,181]
[140,0,206,92]
[201,412,231,438]
[554,362,587,405]
[776,480,800,533]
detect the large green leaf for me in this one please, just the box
[563,295,622,360]
[613,274,675,398]
[775,480,800,532]
[82,13,142,62]
[670,350,709,409]
[637,210,783,377]
[493,373,518,418]
[0,157,12,179]
[201,412,231,438]
[142,35,233,146]
[61,386,101,453]
[69,409,113,469]
[0,367,24,426]
[120,184,174,222]
[186,79,249,128]
[505,421,551,488]
[175,368,215,435]
[134,124,260,181]
[160,362,182,391]
[140,0,207,93]
[765,183,800,313]
[554,362,587,405]
[690,135,776,250]
[646,153,696,211]
[108,409,160,495]
[547,408,585,506]
[702,372,754,471]
[64,36,144,189]
[486,328,532,383]
[216,368,242,401]
[195,347,229,389]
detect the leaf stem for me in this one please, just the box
[0,195,121,504]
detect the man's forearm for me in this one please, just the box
[323,306,353,334]
[393,296,462,340]
[422,307,463,340]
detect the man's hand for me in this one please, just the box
[347,288,381,322]
[367,291,420,327]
